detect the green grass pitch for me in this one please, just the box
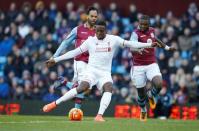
[0,115,198,131]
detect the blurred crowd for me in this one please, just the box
[0,1,199,106]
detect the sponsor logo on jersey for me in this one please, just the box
[95,47,112,52]
[140,35,146,38]
[81,32,88,34]
[95,42,112,52]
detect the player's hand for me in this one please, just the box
[46,59,56,68]
[137,48,144,54]
[151,42,161,47]
[169,47,177,51]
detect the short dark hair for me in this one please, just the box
[96,20,106,27]
[86,6,98,15]
[140,15,150,21]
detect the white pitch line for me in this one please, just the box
[0,119,198,124]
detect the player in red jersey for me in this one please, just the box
[130,15,176,121]
[48,6,98,109]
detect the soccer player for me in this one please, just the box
[43,20,158,122]
[130,15,176,121]
[52,6,98,109]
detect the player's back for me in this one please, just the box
[132,27,156,66]
[75,24,95,63]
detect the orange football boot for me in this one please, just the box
[148,96,156,109]
[94,114,105,122]
[43,101,57,112]
[140,112,147,122]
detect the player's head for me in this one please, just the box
[139,15,150,32]
[96,20,106,40]
[86,6,98,26]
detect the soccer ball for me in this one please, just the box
[68,108,83,121]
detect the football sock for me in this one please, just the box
[66,82,73,89]
[150,87,161,97]
[56,88,77,105]
[74,97,83,109]
[75,103,81,109]
[137,95,147,112]
[98,92,112,115]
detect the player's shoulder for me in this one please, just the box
[70,26,78,33]
[132,29,140,36]
[77,24,84,29]
[106,34,119,39]
[133,28,139,33]
[106,34,114,38]
[76,24,85,31]
[149,27,155,32]
[87,36,96,41]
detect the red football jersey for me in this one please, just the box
[131,27,157,66]
[75,25,95,63]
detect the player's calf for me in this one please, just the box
[151,76,162,97]
[137,88,148,121]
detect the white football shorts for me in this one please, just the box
[131,63,162,88]
[82,65,113,91]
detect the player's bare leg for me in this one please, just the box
[42,81,89,112]
[147,75,162,109]
[137,87,147,121]
[95,82,112,122]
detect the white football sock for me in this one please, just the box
[97,92,112,115]
[56,88,77,105]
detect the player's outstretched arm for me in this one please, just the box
[155,37,176,51]
[122,40,157,49]
[53,27,77,57]
[46,48,82,68]
[46,39,89,68]
[55,48,83,62]
[129,32,147,53]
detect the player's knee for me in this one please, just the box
[152,76,162,88]
[103,82,113,93]
[76,81,90,93]
[154,80,162,89]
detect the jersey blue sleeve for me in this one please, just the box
[53,27,77,57]
[130,32,138,42]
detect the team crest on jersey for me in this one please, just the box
[150,33,155,38]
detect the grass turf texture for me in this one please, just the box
[0,115,198,131]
